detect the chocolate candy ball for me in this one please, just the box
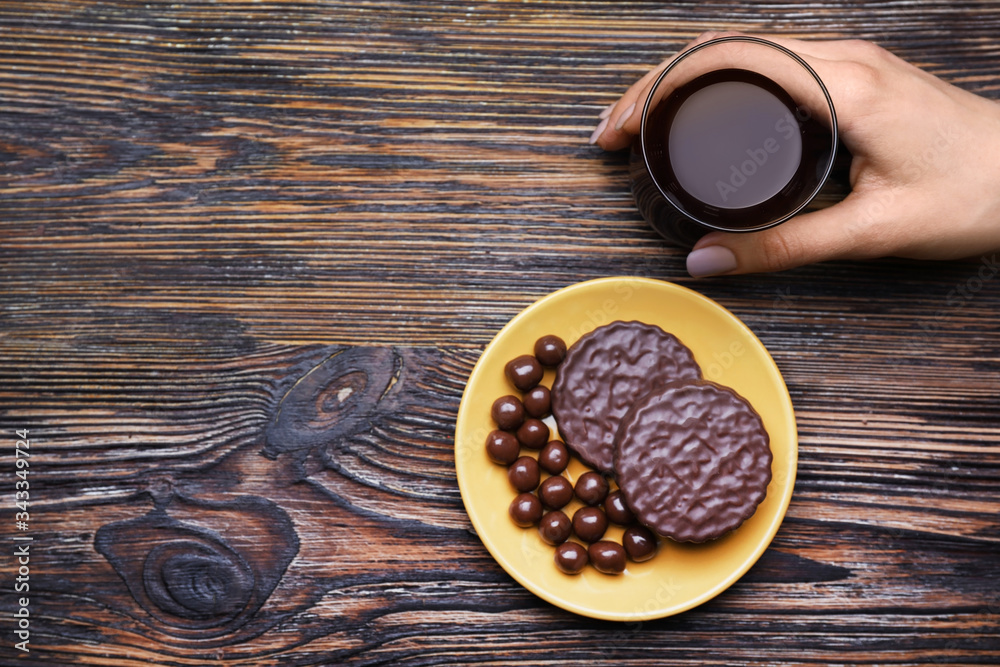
[538,510,572,545]
[604,490,636,525]
[622,525,658,562]
[554,541,588,575]
[509,492,543,527]
[522,385,551,419]
[538,475,574,510]
[504,355,543,392]
[537,440,569,475]
[485,430,520,466]
[534,335,567,367]
[574,471,609,506]
[572,506,608,543]
[515,418,549,450]
[491,395,525,431]
[507,456,540,492]
[588,540,627,575]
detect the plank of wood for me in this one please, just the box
[2,1,998,665]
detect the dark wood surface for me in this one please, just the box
[2,2,999,665]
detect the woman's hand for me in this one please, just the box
[592,33,1000,276]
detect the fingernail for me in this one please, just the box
[598,102,616,120]
[614,102,636,131]
[588,117,609,145]
[686,246,738,277]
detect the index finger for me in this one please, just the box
[597,31,731,151]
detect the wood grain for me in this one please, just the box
[1,1,999,665]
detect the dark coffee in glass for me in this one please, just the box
[630,37,839,247]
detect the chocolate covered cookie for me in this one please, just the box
[550,320,701,472]
[614,380,772,543]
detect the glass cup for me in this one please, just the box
[629,36,843,248]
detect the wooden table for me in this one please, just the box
[2,2,998,665]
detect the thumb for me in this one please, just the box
[684,195,879,277]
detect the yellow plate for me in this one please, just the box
[455,277,797,621]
